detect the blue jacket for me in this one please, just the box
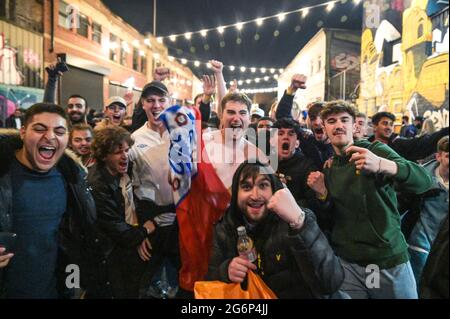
[409,160,449,253]
[408,160,448,282]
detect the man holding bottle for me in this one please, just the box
[206,160,344,298]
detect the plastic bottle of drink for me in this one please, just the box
[237,226,257,262]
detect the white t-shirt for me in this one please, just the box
[203,129,265,190]
[129,123,174,206]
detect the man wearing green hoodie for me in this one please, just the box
[307,101,433,299]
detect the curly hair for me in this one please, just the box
[91,126,133,162]
[320,100,357,122]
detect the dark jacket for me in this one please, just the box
[277,150,317,206]
[368,127,449,162]
[206,161,344,299]
[419,215,449,299]
[0,131,99,298]
[4,116,23,129]
[87,163,148,298]
[275,91,334,168]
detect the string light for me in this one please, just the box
[157,37,163,43]
[326,2,335,11]
[144,38,151,47]
[302,8,310,18]
[184,32,192,40]
[169,35,177,42]
[158,0,344,40]
[240,87,278,94]
[277,13,286,22]
[167,56,284,74]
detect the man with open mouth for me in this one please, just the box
[95,96,127,130]
[206,160,344,299]
[128,80,180,299]
[271,118,319,209]
[273,74,333,170]
[87,126,155,298]
[0,103,97,298]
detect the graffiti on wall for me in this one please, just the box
[359,0,449,128]
[0,33,25,85]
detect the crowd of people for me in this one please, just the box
[0,60,448,299]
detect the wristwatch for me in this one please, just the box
[289,210,305,229]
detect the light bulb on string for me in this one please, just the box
[229,65,236,71]
[326,2,335,12]
[277,13,286,22]
[200,29,208,37]
[217,26,225,34]
[240,66,246,72]
[256,18,264,26]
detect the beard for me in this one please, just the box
[69,112,85,124]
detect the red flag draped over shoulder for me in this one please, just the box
[177,146,230,291]
[160,106,230,292]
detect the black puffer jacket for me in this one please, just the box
[0,131,100,297]
[206,161,344,299]
[87,163,148,298]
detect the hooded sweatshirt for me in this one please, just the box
[324,139,433,269]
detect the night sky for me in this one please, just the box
[102,0,363,89]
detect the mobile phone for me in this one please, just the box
[55,61,69,73]
[0,232,17,254]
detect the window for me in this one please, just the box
[77,14,89,37]
[58,0,71,29]
[133,49,139,71]
[110,33,118,61]
[418,24,424,39]
[92,22,102,44]
[310,60,314,76]
[140,55,147,73]
[120,41,127,66]
[317,56,322,72]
